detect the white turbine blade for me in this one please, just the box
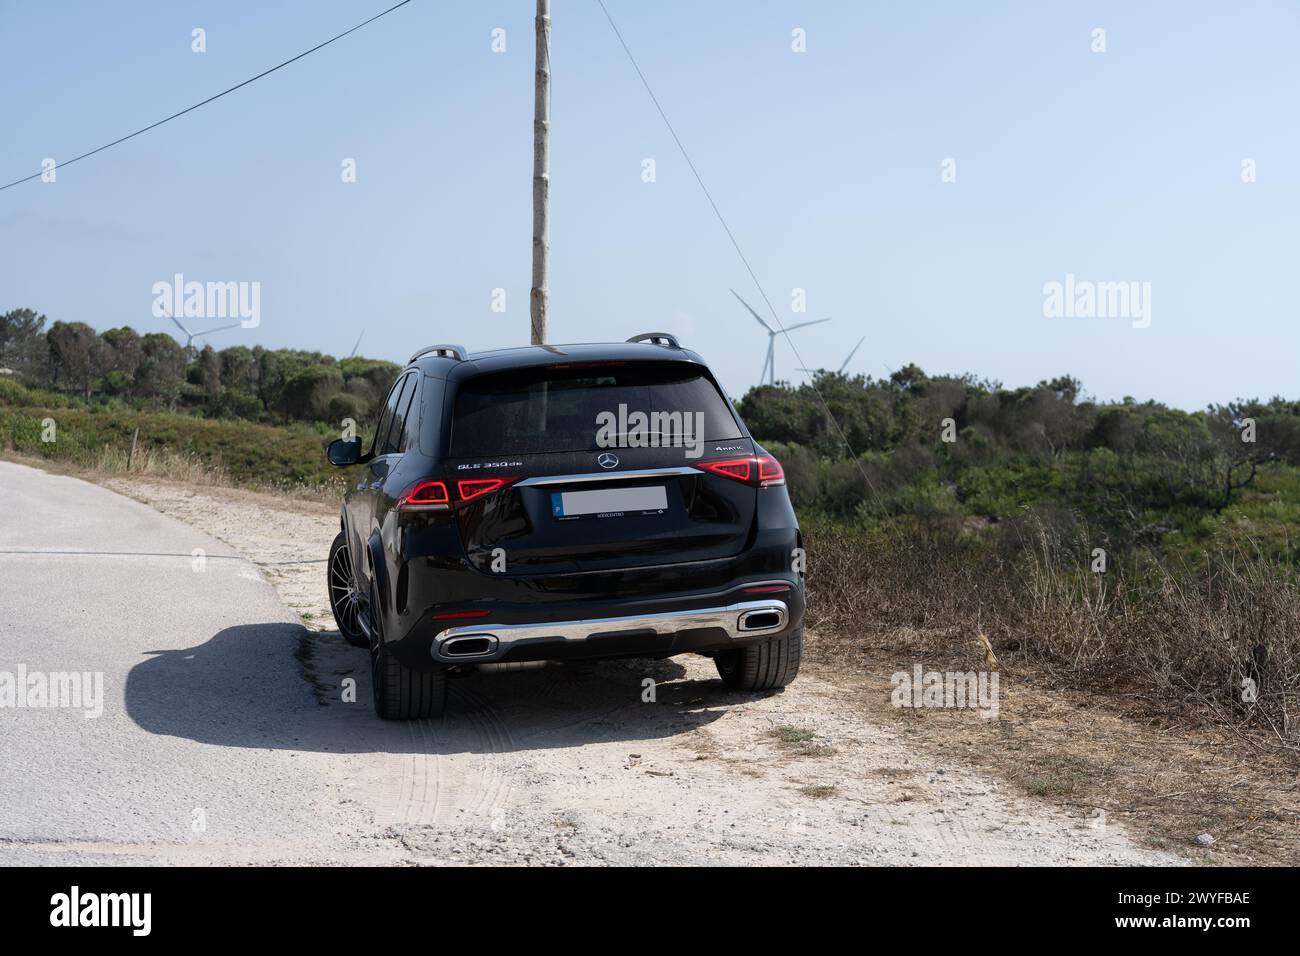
[839,336,865,373]
[168,315,192,337]
[193,323,240,338]
[731,288,774,333]
[349,330,365,358]
[782,317,832,334]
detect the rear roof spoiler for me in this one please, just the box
[626,332,681,349]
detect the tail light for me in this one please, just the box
[398,477,518,511]
[697,458,752,482]
[694,454,785,488]
[457,477,516,502]
[397,480,450,511]
[757,455,785,485]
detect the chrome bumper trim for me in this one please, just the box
[431,599,789,662]
[515,467,699,487]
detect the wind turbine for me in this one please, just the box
[730,289,830,385]
[347,330,365,358]
[838,336,865,374]
[798,336,866,377]
[168,315,240,350]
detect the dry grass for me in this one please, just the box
[806,518,1300,758]
[3,449,341,506]
[798,784,838,799]
[768,725,838,757]
[802,516,1300,864]
[92,444,229,486]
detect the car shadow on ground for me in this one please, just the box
[125,622,760,756]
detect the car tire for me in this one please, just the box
[327,531,369,648]
[367,579,447,719]
[715,627,802,692]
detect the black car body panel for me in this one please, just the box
[333,340,805,674]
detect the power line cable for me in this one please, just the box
[0,0,414,192]
[593,0,890,513]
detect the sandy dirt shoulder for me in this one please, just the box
[90,473,1186,865]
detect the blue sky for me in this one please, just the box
[2,1,1296,408]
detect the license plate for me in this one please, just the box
[551,485,668,520]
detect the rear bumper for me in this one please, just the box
[432,597,790,664]
[384,571,805,668]
[378,491,804,669]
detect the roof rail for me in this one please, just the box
[408,344,468,364]
[626,332,681,349]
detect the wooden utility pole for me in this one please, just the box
[529,0,550,345]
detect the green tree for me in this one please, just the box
[100,326,143,396]
[134,333,186,404]
[219,346,259,394]
[198,345,222,401]
[47,320,107,400]
[0,307,49,382]
[279,364,344,421]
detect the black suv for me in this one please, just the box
[326,334,805,718]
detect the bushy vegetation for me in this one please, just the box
[748,365,1300,754]
[743,364,1300,563]
[0,377,344,490]
[1,305,396,491]
[1,307,400,427]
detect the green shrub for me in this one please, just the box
[1,405,340,487]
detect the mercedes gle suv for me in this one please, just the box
[326,333,805,718]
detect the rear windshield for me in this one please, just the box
[449,361,743,457]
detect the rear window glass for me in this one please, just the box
[449,361,743,457]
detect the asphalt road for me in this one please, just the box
[0,461,385,864]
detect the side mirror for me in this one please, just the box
[327,437,363,466]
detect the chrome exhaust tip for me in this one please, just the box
[736,606,786,633]
[440,634,499,658]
